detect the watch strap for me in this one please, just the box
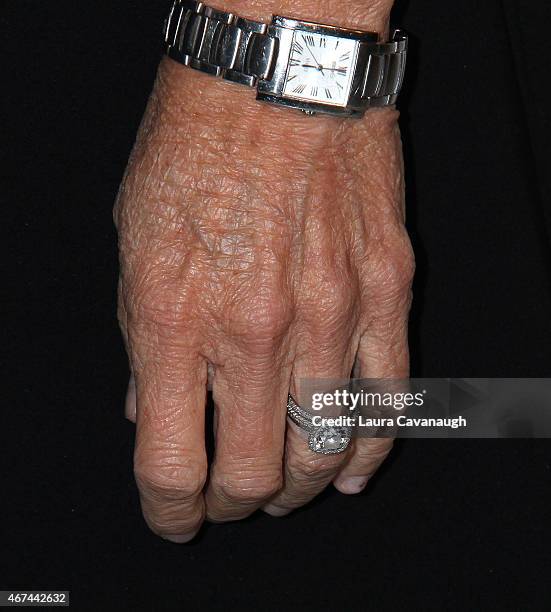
[164,0,273,86]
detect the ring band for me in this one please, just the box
[287,394,352,455]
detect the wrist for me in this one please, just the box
[147,0,398,151]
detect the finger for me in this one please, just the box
[333,240,414,494]
[125,373,137,423]
[205,316,292,522]
[117,281,136,423]
[263,277,361,517]
[131,324,208,543]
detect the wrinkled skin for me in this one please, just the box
[114,21,414,541]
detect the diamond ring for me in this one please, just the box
[286,394,352,455]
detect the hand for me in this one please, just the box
[114,0,413,542]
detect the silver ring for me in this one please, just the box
[287,394,352,455]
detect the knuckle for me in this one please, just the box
[376,234,415,295]
[288,452,342,482]
[135,458,207,503]
[307,270,359,331]
[232,292,293,347]
[215,471,283,505]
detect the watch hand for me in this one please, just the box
[301,37,325,74]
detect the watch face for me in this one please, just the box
[282,30,359,107]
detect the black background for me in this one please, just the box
[3,1,551,610]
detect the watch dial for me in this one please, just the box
[283,31,359,106]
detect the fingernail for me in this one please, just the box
[262,503,292,517]
[335,476,369,495]
[163,533,197,544]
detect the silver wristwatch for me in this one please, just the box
[163,0,407,117]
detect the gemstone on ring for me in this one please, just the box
[308,426,351,454]
[287,393,354,455]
